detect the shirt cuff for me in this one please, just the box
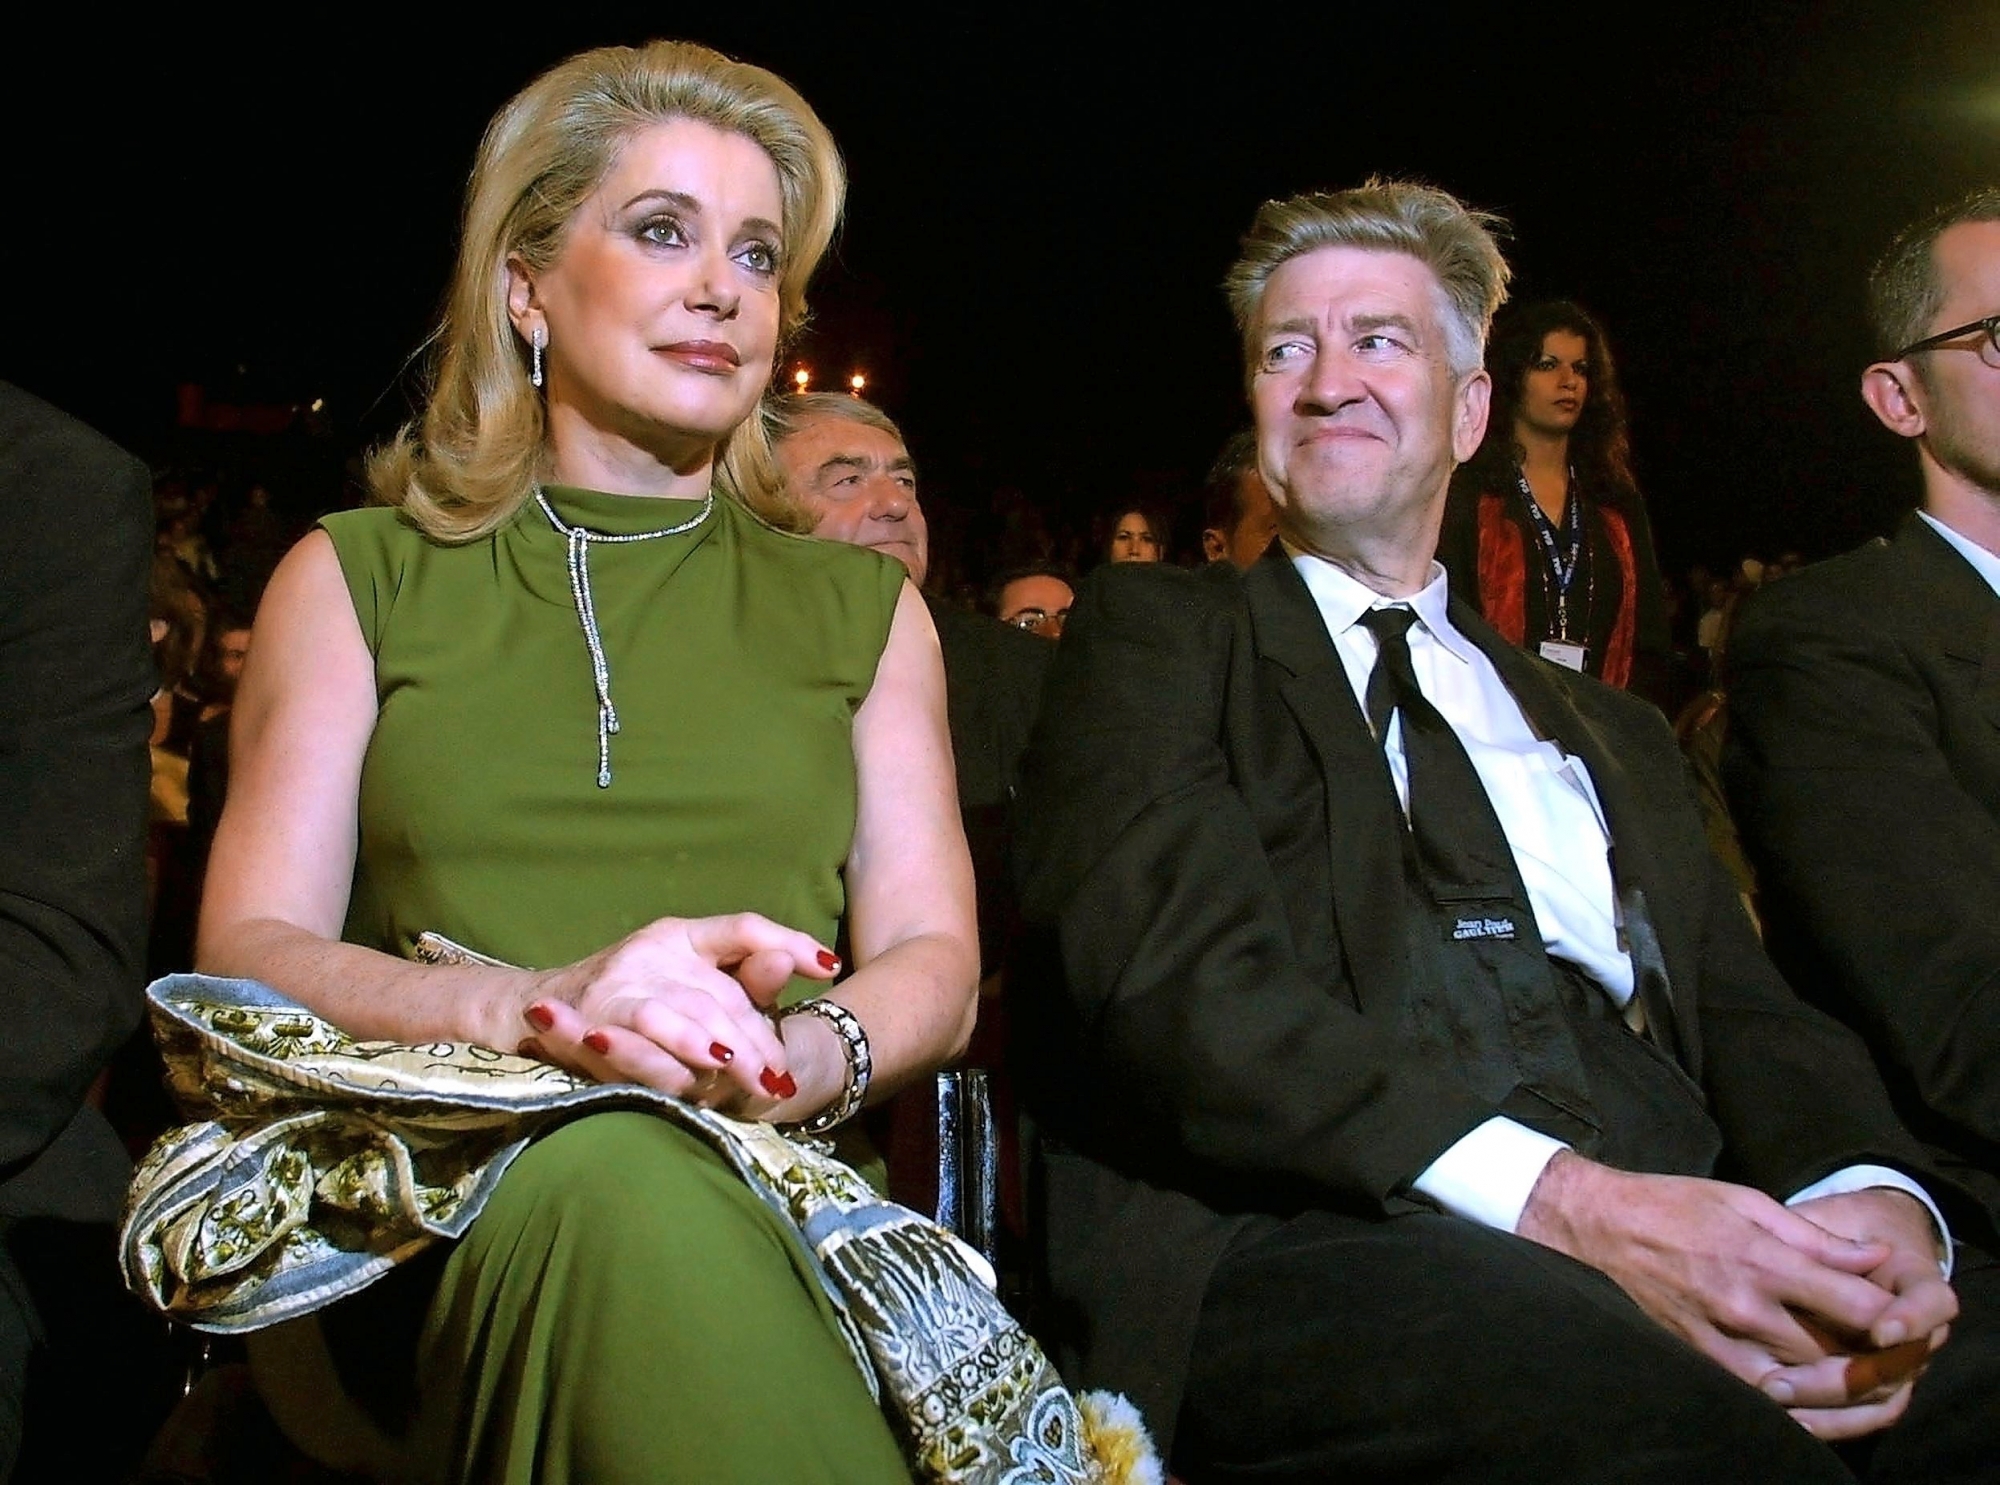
[1411,1116,1569,1232]
[1786,1164,1954,1278]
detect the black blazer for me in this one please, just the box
[1725,513,2000,1218]
[1012,549,1949,1450]
[0,382,155,1225]
[927,597,1050,978]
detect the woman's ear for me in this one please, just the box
[505,255,542,346]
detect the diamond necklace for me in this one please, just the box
[535,486,715,788]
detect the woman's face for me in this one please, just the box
[1515,329,1591,440]
[513,118,784,470]
[1107,510,1162,563]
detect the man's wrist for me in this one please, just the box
[1517,1148,1580,1247]
[1410,1116,1568,1232]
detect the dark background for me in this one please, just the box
[4,6,1997,579]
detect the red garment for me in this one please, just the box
[1473,491,1639,688]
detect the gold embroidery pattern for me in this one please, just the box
[121,976,1160,1484]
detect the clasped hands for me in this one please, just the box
[1519,1151,1955,1441]
[512,911,843,1120]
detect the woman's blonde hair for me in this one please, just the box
[368,40,844,540]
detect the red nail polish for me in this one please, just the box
[524,1003,556,1032]
[760,1067,798,1098]
[817,950,840,971]
[582,1030,612,1054]
[709,1042,735,1064]
[774,1071,798,1099]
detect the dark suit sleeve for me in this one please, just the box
[1013,566,1495,1210]
[1685,829,1946,1198]
[0,395,154,1193]
[1723,575,2000,1152]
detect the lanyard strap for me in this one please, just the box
[1516,467,1586,640]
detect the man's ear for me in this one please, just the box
[1200,528,1228,563]
[1861,360,1928,440]
[1453,369,1492,465]
[505,255,542,345]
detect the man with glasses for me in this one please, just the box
[990,564,1075,640]
[1726,189,2000,1230]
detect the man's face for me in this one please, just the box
[997,574,1073,640]
[1909,221,2000,496]
[777,416,929,586]
[216,627,252,690]
[1216,469,1280,569]
[1249,246,1487,563]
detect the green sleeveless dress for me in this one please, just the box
[318,487,911,1484]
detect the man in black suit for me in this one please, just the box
[1725,190,2000,1223]
[0,382,157,1476]
[1011,182,1999,1482]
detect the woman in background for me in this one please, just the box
[1100,502,1168,565]
[1441,298,1673,703]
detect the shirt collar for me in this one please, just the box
[1285,546,1480,666]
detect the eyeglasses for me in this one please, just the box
[1895,313,2000,363]
[1005,607,1068,638]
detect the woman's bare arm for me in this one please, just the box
[776,582,980,1116]
[196,530,554,1050]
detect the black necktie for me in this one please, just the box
[1355,606,1517,895]
[1352,608,1710,1164]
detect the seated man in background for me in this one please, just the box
[1725,188,2000,1223]
[773,394,1049,1249]
[1198,428,1281,569]
[1011,179,2000,1484]
[772,392,1050,996]
[0,381,165,1478]
[989,564,1075,642]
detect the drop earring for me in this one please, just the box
[530,324,546,389]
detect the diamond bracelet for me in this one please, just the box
[777,998,872,1135]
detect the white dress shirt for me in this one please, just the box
[1291,551,1949,1260]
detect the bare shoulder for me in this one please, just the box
[865,582,947,712]
[261,528,366,646]
[241,529,375,724]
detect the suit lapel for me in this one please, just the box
[1453,601,1693,1065]
[1243,552,1411,1014]
[1895,513,2000,735]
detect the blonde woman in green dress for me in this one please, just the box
[195,40,978,1484]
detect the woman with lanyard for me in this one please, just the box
[1440,298,1674,706]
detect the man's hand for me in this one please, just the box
[1516,1151,1915,1435]
[1754,1188,1956,1440]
